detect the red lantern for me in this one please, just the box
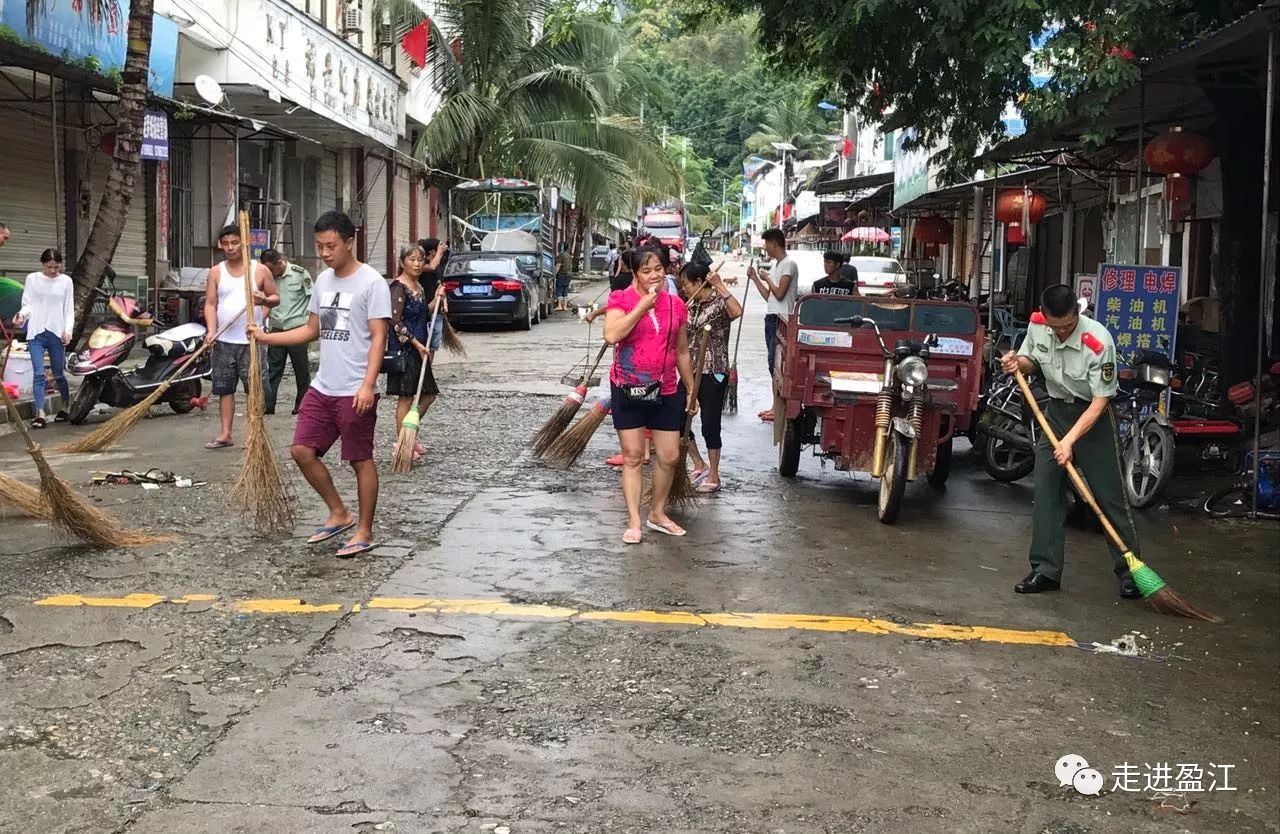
[98,131,117,155]
[995,190,1046,225]
[913,216,953,245]
[1143,127,1215,175]
[1006,223,1027,249]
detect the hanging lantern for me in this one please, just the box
[913,216,952,259]
[1145,128,1214,226]
[1143,127,1215,175]
[995,189,1046,225]
[1006,223,1027,250]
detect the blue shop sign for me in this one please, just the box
[1094,263,1180,364]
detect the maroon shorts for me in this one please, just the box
[292,388,378,462]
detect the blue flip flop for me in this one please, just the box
[307,521,355,544]
[336,541,376,559]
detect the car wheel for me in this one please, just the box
[516,299,533,331]
[531,291,542,325]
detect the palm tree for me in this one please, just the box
[744,102,831,160]
[70,0,154,342]
[375,0,677,248]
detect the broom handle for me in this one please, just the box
[237,211,260,351]
[682,325,712,436]
[1013,368,1131,554]
[581,341,610,386]
[729,271,750,366]
[410,290,443,403]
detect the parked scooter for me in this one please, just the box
[65,278,210,424]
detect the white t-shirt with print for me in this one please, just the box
[764,256,799,317]
[307,263,393,397]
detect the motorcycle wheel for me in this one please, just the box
[778,415,802,478]
[1125,421,1175,509]
[877,433,909,524]
[927,437,952,491]
[983,415,1036,482]
[67,377,104,425]
[169,381,201,414]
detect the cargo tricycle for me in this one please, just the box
[773,294,985,523]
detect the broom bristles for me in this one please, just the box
[55,381,172,454]
[726,366,738,415]
[0,471,50,518]
[1148,587,1224,623]
[544,402,608,469]
[532,386,586,457]
[644,439,697,509]
[230,344,296,534]
[440,319,467,357]
[391,422,419,474]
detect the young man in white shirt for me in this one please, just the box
[745,227,798,422]
[250,211,392,559]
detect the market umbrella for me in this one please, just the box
[0,277,23,321]
[842,226,891,243]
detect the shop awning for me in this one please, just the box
[891,166,1058,215]
[814,170,894,196]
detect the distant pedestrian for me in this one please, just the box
[260,248,313,415]
[605,243,619,275]
[604,247,697,544]
[250,211,392,559]
[0,222,10,249]
[678,261,742,493]
[387,244,443,463]
[813,260,861,296]
[12,247,73,428]
[747,227,798,421]
[203,224,278,450]
[555,242,572,311]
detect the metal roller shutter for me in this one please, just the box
[91,152,148,279]
[0,117,63,276]
[364,155,389,277]
[394,165,412,254]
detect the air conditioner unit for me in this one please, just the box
[343,5,362,34]
[376,23,393,46]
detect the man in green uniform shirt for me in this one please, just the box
[260,249,313,415]
[1000,284,1141,599]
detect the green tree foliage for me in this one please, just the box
[690,0,1258,178]
[375,0,677,221]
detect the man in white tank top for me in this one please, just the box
[203,224,279,449]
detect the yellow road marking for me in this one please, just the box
[27,594,1078,649]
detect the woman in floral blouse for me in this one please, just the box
[678,262,742,492]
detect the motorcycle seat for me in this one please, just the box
[145,322,207,358]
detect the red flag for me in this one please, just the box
[400,20,430,68]
[840,137,853,158]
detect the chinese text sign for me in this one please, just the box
[1095,264,1180,364]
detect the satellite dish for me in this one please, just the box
[194,75,224,106]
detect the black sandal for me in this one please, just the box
[31,417,47,429]
[53,410,70,422]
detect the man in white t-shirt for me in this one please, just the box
[251,211,392,559]
[746,227,798,422]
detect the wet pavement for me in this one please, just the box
[0,262,1277,834]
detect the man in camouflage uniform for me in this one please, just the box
[1001,284,1142,599]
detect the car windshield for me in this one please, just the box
[644,223,683,238]
[797,297,977,335]
[849,258,905,275]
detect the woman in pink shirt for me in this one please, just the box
[604,247,697,544]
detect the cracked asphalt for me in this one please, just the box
[0,261,1276,834]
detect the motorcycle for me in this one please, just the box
[1116,349,1177,509]
[65,279,210,424]
[977,370,1048,482]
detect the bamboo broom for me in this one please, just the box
[390,299,443,474]
[1013,368,1221,623]
[0,471,49,519]
[725,271,751,414]
[439,296,466,357]
[56,309,246,454]
[543,396,611,470]
[0,378,165,546]
[230,210,296,535]
[533,342,610,457]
